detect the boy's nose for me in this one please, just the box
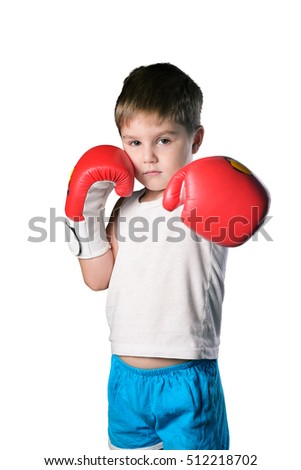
[143,147,158,164]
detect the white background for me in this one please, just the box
[1,1,300,468]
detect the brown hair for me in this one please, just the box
[115,63,203,135]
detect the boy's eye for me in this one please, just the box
[158,138,170,145]
[130,140,141,147]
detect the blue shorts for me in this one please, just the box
[108,355,229,450]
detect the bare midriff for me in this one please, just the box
[118,356,190,369]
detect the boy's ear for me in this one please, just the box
[192,126,204,154]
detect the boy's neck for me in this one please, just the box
[140,188,164,202]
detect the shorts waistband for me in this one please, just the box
[112,355,217,377]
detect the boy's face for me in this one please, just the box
[120,113,203,196]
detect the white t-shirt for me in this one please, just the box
[106,189,228,359]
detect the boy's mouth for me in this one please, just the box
[143,170,162,176]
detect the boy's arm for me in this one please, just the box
[78,198,122,291]
[78,251,113,291]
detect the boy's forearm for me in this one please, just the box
[78,248,114,291]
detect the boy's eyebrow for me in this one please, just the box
[121,135,138,140]
[122,130,179,139]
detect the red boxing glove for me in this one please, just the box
[65,145,134,258]
[163,156,270,247]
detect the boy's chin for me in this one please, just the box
[137,178,167,193]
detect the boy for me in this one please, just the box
[65,63,229,450]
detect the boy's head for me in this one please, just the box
[115,63,203,136]
[115,63,204,196]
